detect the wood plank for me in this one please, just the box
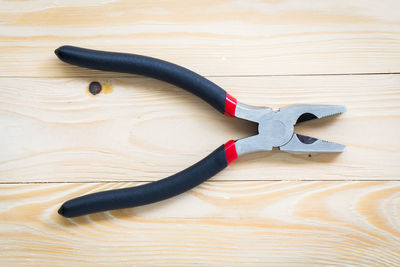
[2,1,400,266]
[1,0,400,77]
[1,75,399,182]
[0,181,399,266]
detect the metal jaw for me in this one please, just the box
[234,103,346,156]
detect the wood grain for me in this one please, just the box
[1,1,400,265]
[1,75,399,182]
[1,0,400,77]
[0,181,400,266]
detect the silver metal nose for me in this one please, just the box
[280,134,346,153]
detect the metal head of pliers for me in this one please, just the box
[234,103,346,155]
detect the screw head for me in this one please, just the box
[89,81,102,95]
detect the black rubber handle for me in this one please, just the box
[58,145,228,218]
[55,45,228,113]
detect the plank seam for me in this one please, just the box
[2,179,400,185]
[1,72,400,79]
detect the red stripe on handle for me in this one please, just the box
[224,93,237,117]
[224,140,238,165]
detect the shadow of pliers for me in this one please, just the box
[55,46,346,218]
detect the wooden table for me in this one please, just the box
[1,1,400,265]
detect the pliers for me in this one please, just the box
[55,46,346,218]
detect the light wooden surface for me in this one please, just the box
[1,0,400,266]
[1,181,400,266]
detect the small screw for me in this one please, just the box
[89,81,102,95]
